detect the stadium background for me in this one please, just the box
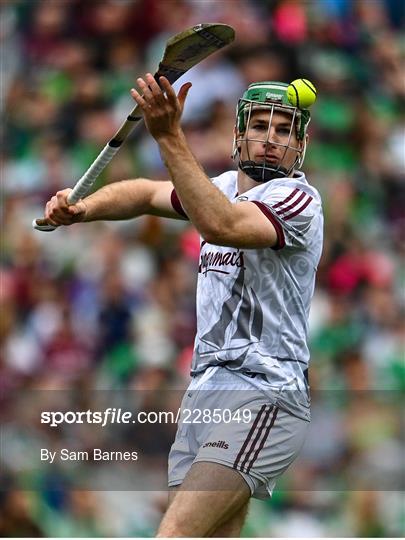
[1,0,404,536]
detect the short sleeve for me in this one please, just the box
[170,189,189,220]
[252,186,319,250]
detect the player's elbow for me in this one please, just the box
[201,217,278,249]
[202,232,226,246]
[201,229,221,246]
[199,222,226,246]
[201,222,240,247]
[199,210,250,247]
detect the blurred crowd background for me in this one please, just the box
[1,0,404,537]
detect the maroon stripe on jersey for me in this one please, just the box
[246,407,279,473]
[170,189,188,219]
[274,191,306,216]
[284,195,313,221]
[240,406,273,473]
[233,405,267,471]
[252,201,285,250]
[272,188,299,209]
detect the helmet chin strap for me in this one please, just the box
[238,159,299,182]
[238,160,289,182]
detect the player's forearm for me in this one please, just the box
[82,179,154,221]
[158,131,234,241]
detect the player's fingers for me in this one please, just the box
[45,218,59,228]
[145,73,165,102]
[136,77,154,102]
[130,88,148,109]
[48,207,76,225]
[44,202,59,227]
[49,195,58,212]
[51,215,72,226]
[159,76,177,100]
[56,189,71,209]
[44,200,52,220]
[52,195,68,215]
[177,82,192,110]
[67,200,87,220]
[47,196,73,223]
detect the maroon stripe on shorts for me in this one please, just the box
[246,407,279,474]
[240,405,273,473]
[233,405,267,470]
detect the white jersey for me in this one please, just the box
[171,170,323,420]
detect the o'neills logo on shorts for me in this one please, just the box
[202,440,229,449]
[199,245,245,276]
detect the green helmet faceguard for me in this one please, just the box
[233,81,311,182]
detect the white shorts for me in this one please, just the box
[168,367,309,499]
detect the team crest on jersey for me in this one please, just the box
[199,243,245,276]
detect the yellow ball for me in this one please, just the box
[287,79,317,108]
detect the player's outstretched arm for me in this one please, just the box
[43,179,180,228]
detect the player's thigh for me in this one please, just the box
[157,461,250,537]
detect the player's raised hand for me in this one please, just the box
[44,188,87,227]
[130,73,192,141]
